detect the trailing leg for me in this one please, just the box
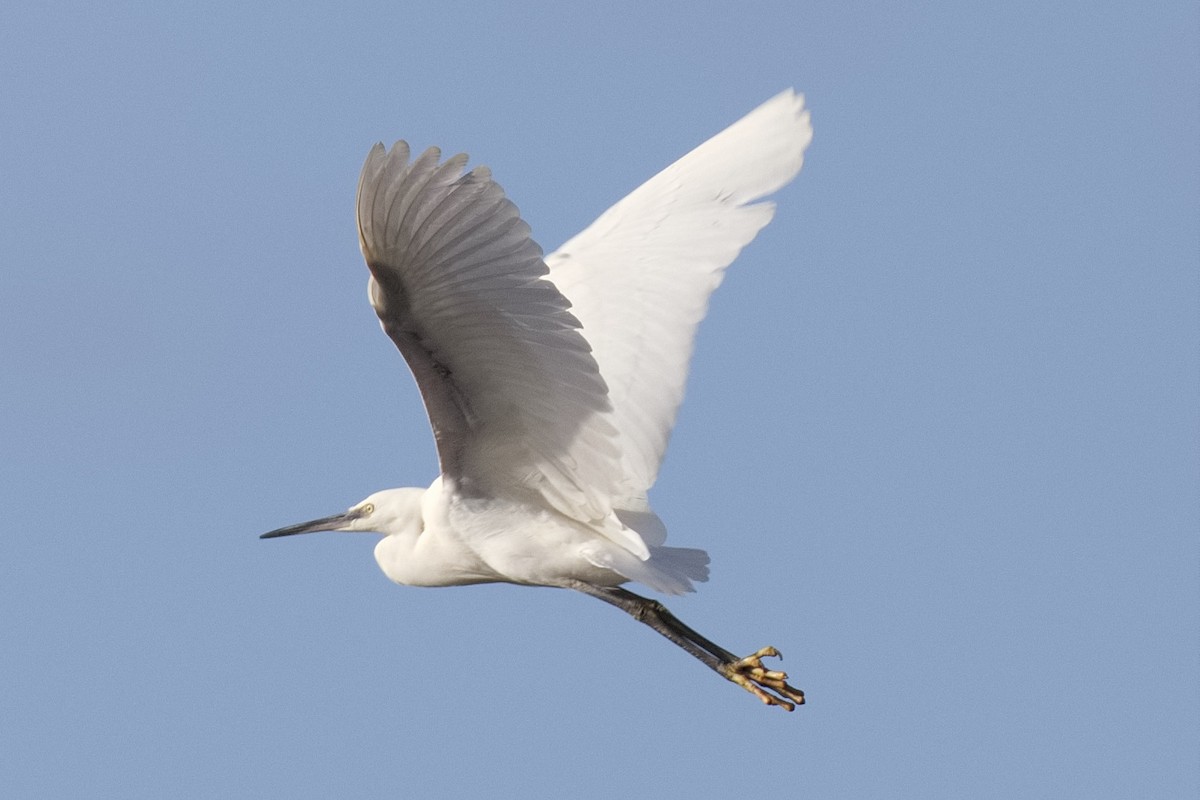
[568,582,805,711]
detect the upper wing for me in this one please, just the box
[546,89,813,498]
[357,143,643,552]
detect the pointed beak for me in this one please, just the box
[260,510,360,539]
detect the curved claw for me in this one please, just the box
[722,646,806,711]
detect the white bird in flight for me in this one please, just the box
[263,89,812,710]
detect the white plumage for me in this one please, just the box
[264,90,813,710]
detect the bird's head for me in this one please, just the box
[260,488,424,540]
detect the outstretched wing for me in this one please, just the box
[546,89,813,499]
[356,143,645,555]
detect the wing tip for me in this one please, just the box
[760,86,814,161]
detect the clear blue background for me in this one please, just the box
[2,2,1196,797]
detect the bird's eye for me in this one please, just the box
[360,503,375,515]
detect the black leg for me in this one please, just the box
[568,581,805,711]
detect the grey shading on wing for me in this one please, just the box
[355,143,628,533]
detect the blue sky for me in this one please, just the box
[2,1,1197,797]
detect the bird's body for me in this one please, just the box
[264,89,812,710]
[367,481,627,589]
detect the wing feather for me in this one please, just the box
[546,89,813,498]
[356,143,634,547]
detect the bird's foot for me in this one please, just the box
[722,646,805,711]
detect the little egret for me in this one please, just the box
[263,89,812,710]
